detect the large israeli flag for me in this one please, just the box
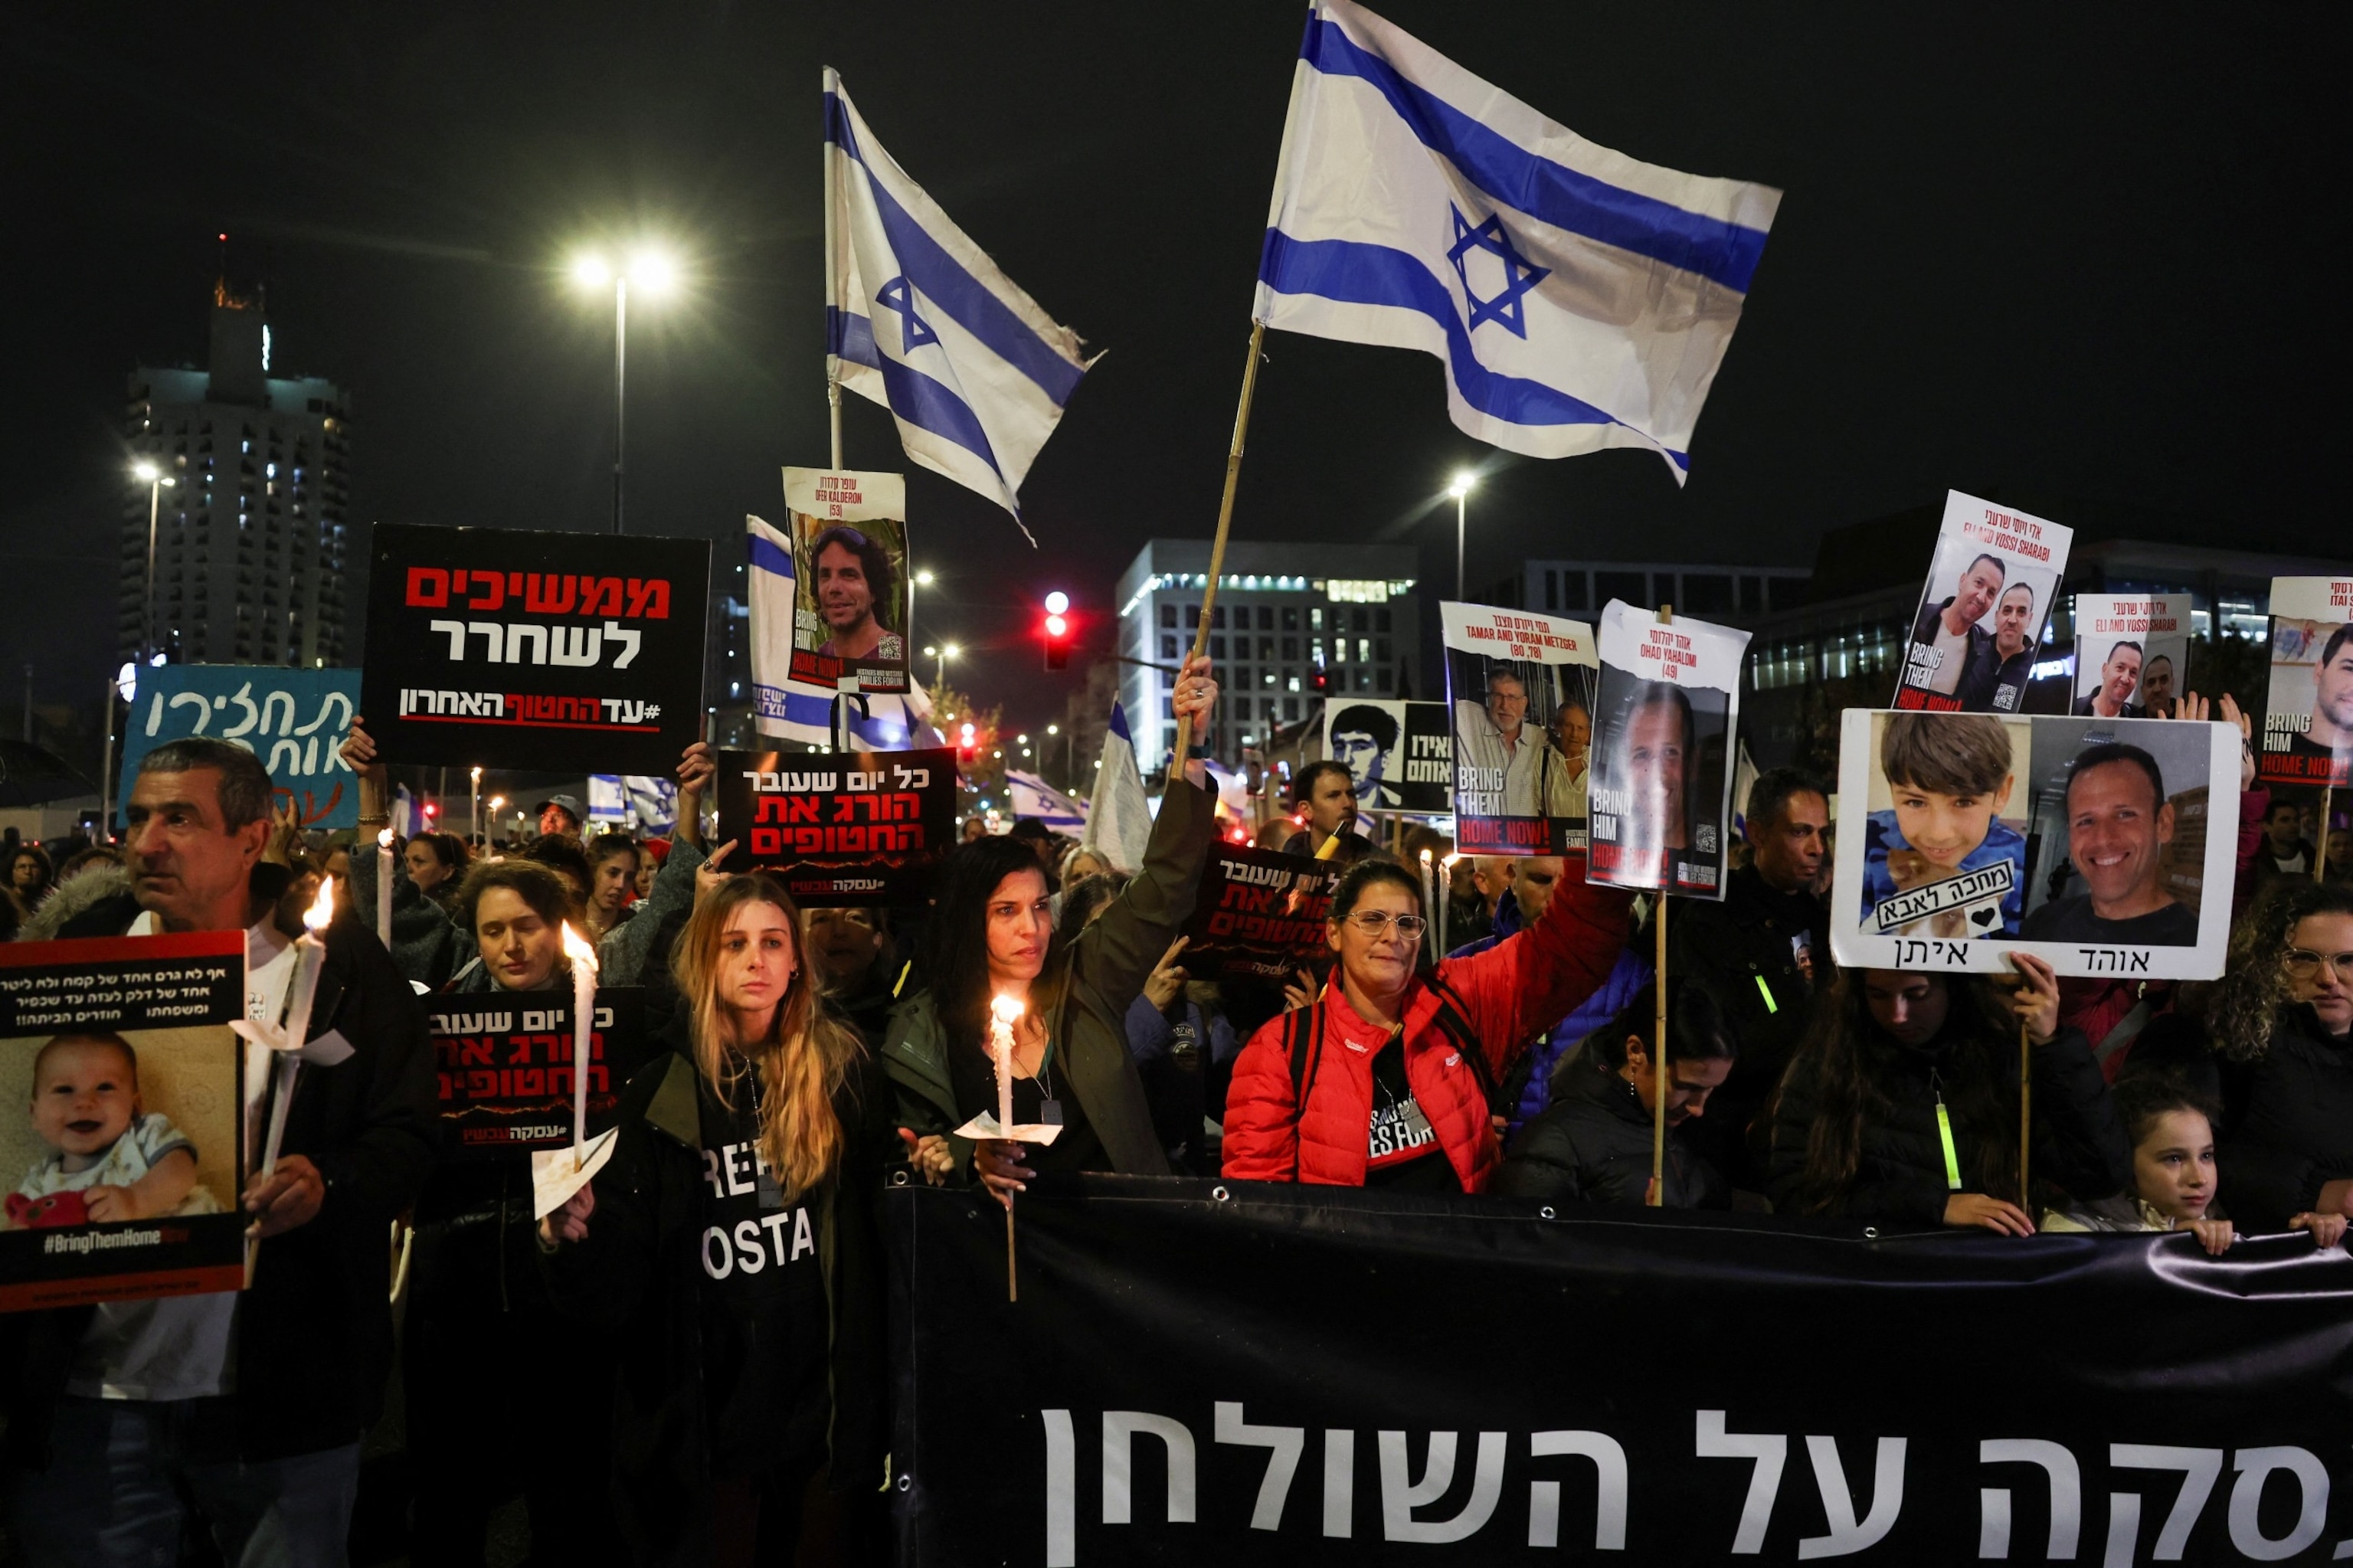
[746,514,934,749]
[826,69,1098,536]
[1255,0,1782,480]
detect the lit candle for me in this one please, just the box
[564,922,599,1156]
[989,994,1023,1135]
[376,827,394,948]
[1418,848,1437,963]
[260,876,336,1185]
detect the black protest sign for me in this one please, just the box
[889,1178,2351,1566]
[713,747,957,905]
[361,523,710,774]
[426,988,648,1159]
[1178,843,1343,983]
[0,933,247,1313]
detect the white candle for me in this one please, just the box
[1418,849,1436,964]
[989,994,1023,1135]
[260,876,336,1183]
[376,827,394,948]
[564,922,599,1155]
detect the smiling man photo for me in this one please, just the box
[2021,741,2199,946]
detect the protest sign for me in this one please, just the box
[0,933,246,1312]
[425,988,648,1159]
[1176,843,1344,984]
[1438,604,1597,855]
[2071,593,2190,719]
[1831,709,2238,978]
[1321,700,1451,816]
[118,666,360,828]
[712,746,957,905]
[1893,492,2072,714]
[782,467,911,696]
[1587,601,1747,898]
[2256,574,2353,788]
[361,523,710,774]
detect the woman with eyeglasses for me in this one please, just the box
[1220,855,1631,1190]
[2128,879,2353,1234]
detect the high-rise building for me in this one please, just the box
[1476,557,1812,621]
[121,278,352,668]
[1114,539,1420,770]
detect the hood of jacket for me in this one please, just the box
[15,863,138,943]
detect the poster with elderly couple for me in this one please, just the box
[1586,601,1749,898]
[781,466,911,696]
[1831,709,2240,978]
[2258,574,2353,788]
[1438,604,1596,856]
[1893,491,2073,714]
[2071,593,2191,720]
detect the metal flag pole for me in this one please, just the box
[823,67,846,471]
[1170,319,1268,764]
[1649,604,1673,1207]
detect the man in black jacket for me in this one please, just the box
[1,738,437,1567]
[1669,767,1831,1190]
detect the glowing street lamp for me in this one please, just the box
[131,460,178,663]
[1447,471,1477,600]
[570,245,682,535]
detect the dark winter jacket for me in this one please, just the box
[3,863,439,1465]
[1766,1021,2129,1230]
[2210,1007,2353,1232]
[347,845,461,991]
[1493,1043,1729,1208]
[539,1024,894,1567]
[1451,894,1651,1136]
[1667,864,1826,1183]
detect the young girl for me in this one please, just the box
[2044,1076,2348,1254]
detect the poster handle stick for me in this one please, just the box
[2317,784,2333,884]
[2019,1016,2031,1207]
[1650,603,1673,1209]
[1006,1190,1018,1304]
[1170,319,1267,765]
[823,65,845,473]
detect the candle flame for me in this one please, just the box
[561,921,598,971]
[1418,848,1433,866]
[990,994,1025,1024]
[1442,853,1462,869]
[377,826,394,848]
[304,876,335,932]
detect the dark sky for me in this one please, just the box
[5,2,2344,751]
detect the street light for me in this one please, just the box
[915,569,936,588]
[928,641,959,690]
[1447,472,1477,600]
[571,245,682,535]
[131,460,178,663]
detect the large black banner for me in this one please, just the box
[361,523,710,774]
[712,747,957,906]
[889,1180,2353,1566]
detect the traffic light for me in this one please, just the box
[957,721,977,765]
[1310,668,1331,696]
[1042,590,1074,672]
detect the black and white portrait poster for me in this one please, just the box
[1320,700,1451,816]
[2257,574,2353,789]
[1588,601,1747,898]
[1832,709,2240,978]
[783,467,911,697]
[1892,492,2072,714]
[361,523,711,774]
[1438,604,1597,856]
[2072,594,2191,720]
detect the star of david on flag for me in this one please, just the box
[824,69,1101,538]
[1254,0,1782,481]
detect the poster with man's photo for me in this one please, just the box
[1177,843,1346,984]
[1438,604,1597,856]
[2071,594,2191,721]
[781,466,911,696]
[2257,574,2353,788]
[1831,709,2239,978]
[1587,601,1747,898]
[0,933,247,1312]
[1321,701,1451,816]
[1893,492,2073,714]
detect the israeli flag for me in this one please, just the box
[1080,702,1151,873]
[826,69,1098,537]
[1006,771,1087,833]
[1255,0,1782,480]
[746,514,932,749]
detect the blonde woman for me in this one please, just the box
[540,872,892,1566]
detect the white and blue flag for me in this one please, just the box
[1006,771,1087,833]
[825,69,1098,537]
[1079,702,1152,873]
[1255,0,1782,480]
[747,514,935,749]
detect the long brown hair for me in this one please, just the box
[2204,880,2353,1062]
[672,873,864,1203]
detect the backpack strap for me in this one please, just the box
[1422,972,1498,1104]
[1281,1000,1324,1183]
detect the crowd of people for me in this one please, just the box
[0,654,2345,1567]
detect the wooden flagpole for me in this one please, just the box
[1170,320,1268,766]
[2317,784,2335,883]
[2019,1016,2032,1206]
[1649,604,1673,1207]
[823,67,845,470]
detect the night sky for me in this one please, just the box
[5,3,2344,759]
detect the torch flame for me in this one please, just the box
[377,826,394,849]
[303,876,336,933]
[1442,853,1462,869]
[990,994,1025,1024]
[1418,848,1433,866]
[561,921,598,973]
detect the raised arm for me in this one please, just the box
[1432,858,1632,1079]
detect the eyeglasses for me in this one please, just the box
[1343,910,1427,940]
[2283,949,2353,981]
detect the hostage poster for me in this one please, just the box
[1321,701,1451,816]
[1587,602,1747,898]
[117,665,362,830]
[713,746,957,905]
[1177,843,1345,984]
[1438,604,1597,855]
[782,466,911,696]
[0,933,247,1312]
[426,989,647,1159]
[2257,574,2353,788]
[361,522,711,775]
[2071,593,2190,720]
[1892,492,2072,714]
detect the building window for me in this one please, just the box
[1544,570,1559,611]
[1310,607,1324,630]
[1357,638,1371,663]
[1212,606,1226,629]
[1355,669,1372,692]
[1256,606,1272,630]
[1258,637,1273,660]
[1375,608,1392,633]
[1685,574,1734,614]
[1351,607,1370,633]
[1211,636,1226,660]
[1739,576,1762,614]
[1284,697,1299,721]
[1160,604,1176,627]
[1286,673,1301,692]
[1376,639,1391,663]
[1378,667,1393,694]
[1281,607,1299,631]
[1232,696,1251,719]
[1160,634,1178,660]
[1596,570,1645,609]
[1184,604,1200,633]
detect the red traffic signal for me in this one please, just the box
[1041,591,1075,672]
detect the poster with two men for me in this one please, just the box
[1893,492,2073,714]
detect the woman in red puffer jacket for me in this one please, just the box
[1222,856,1631,1192]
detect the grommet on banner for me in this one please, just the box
[1540,1206,1556,1220]
[1862,1226,1880,1241]
[896,1475,912,1493]
[1211,1186,1231,1203]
